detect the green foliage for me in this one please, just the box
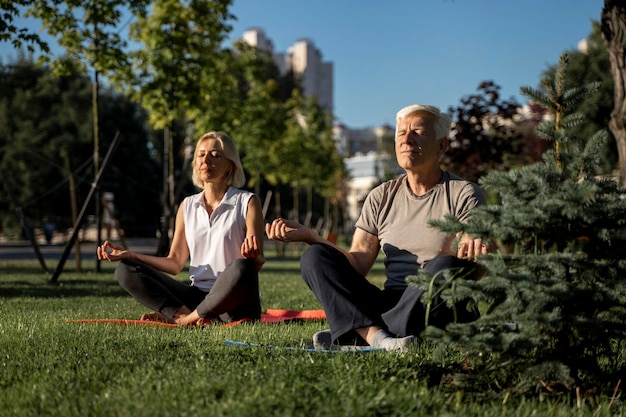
[119,0,234,130]
[0,57,161,237]
[0,1,344,236]
[215,41,289,192]
[0,0,50,55]
[281,91,343,194]
[23,0,150,76]
[540,22,615,174]
[444,81,526,183]
[409,53,626,394]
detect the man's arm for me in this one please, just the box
[265,218,380,277]
[345,227,380,277]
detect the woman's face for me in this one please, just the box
[194,137,232,186]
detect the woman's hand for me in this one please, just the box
[241,235,261,258]
[265,218,311,244]
[97,240,131,262]
[241,235,266,271]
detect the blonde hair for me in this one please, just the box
[191,131,246,188]
[395,104,452,140]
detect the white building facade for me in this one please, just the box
[241,28,333,115]
[333,123,404,228]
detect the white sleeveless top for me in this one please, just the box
[182,187,253,291]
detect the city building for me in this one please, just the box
[334,124,403,228]
[241,28,333,115]
[241,29,400,228]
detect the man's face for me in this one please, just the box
[394,111,446,171]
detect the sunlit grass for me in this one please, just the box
[0,258,623,416]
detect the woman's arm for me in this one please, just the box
[242,195,265,271]
[97,202,190,276]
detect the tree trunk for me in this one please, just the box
[68,171,82,273]
[157,127,172,257]
[601,0,626,185]
[93,69,102,271]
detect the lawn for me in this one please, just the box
[0,254,623,416]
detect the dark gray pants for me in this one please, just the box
[300,243,479,344]
[115,258,261,322]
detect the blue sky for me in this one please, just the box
[228,0,603,127]
[1,0,603,128]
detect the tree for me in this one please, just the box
[21,0,151,268]
[193,38,343,228]
[0,57,160,238]
[543,21,615,174]
[204,40,288,196]
[410,54,626,393]
[0,0,49,54]
[116,0,234,254]
[0,56,93,235]
[601,0,626,186]
[443,81,525,183]
[278,90,344,224]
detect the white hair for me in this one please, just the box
[395,104,452,140]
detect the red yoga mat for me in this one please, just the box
[65,309,327,328]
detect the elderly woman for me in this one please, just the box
[97,131,265,326]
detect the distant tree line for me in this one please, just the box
[0,0,344,243]
[0,56,162,237]
[0,0,621,243]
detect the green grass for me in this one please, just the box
[0,257,624,416]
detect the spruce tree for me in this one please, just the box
[409,53,626,393]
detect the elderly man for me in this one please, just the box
[266,104,486,351]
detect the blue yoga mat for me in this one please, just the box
[224,339,384,353]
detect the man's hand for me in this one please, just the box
[457,235,487,260]
[265,218,311,244]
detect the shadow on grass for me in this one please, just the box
[0,278,128,298]
[0,256,342,299]
[261,258,300,275]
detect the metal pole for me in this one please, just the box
[50,132,121,283]
[0,168,49,273]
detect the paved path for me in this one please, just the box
[0,239,159,261]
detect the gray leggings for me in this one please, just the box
[115,258,261,322]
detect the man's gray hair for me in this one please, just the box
[395,104,452,140]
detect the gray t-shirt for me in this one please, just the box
[355,172,486,290]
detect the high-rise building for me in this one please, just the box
[241,28,333,115]
[241,27,274,54]
[285,39,333,115]
[242,28,400,229]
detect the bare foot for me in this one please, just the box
[140,312,176,324]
